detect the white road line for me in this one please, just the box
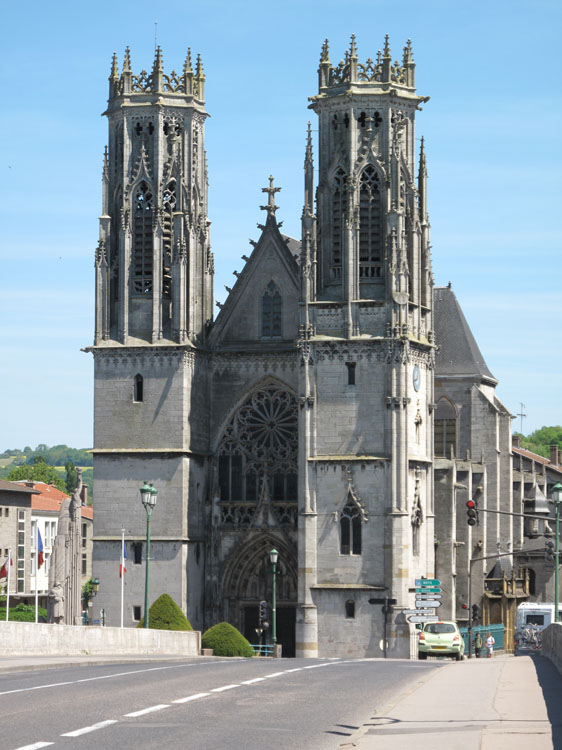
[13,743,54,750]
[210,684,239,692]
[240,677,266,684]
[283,668,303,673]
[124,704,170,718]
[0,663,205,697]
[263,671,285,678]
[173,692,211,703]
[61,719,119,737]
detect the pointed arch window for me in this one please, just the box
[359,165,382,279]
[262,281,282,338]
[133,181,154,294]
[340,499,362,555]
[331,169,347,279]
[162,180,176,299]
[434,398,457,458]
[133,374,144,402]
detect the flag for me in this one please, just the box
[0,552,10,579]
[37,529,44,569]
[120,538,127,578]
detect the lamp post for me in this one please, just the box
[140,481,158,629]
[552,482,562,623]
[269,548,279,647]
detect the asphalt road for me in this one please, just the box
[2,657,443,750]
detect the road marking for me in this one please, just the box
[210,684,239,692]
[283,668,302,673]
[124,704,170,717]
[263,671,285,678]
[61,719,119,737]
[240,677,266,684]
[0,663,213,697]
[173,692,211,703]
[13,743,54,750]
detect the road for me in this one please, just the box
[1,657,443,750]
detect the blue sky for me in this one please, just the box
[1,0,560,450]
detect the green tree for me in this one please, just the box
[136,593,193,630]
[7,463,66,492]
[65,461,78,495]
[519,425,562,460]
[201,622,254,657]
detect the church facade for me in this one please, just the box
[89,36,451,658]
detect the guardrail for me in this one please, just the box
[250,644,275,656]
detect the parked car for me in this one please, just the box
[418,620,464,661]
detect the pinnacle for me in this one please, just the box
[153,45,163,73]
[123,46,131,73]
[109,52,119,80]
[184,48,192,72]
[383,34,391,58]
[350,34,357,58]
[320,38,330,63]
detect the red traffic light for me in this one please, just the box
[466,500,476,509]
[461,603,468,609]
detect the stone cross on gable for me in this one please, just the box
[260,175,281,217]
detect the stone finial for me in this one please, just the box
[320,38,330,63]
[305,122,313,165]
[153,45,163,73]
[260,175,281,218]
[196,53,204,77]
[403,38,413,64]
[350,34,357,58]
[122,46,132,73]
[184,48,193,72]
[383,34,391,58]
[109,52,119,81]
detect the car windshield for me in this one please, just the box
[425,623,456,634]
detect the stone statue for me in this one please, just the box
[47,469,83,625]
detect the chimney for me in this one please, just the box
[80,484,88,506]
[25,481,35,488]
[512,435,522,449]
[550,444,560,466]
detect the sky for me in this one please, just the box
[1,0,561,451]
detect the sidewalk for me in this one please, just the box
[347,653,561,750]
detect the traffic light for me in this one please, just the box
[466,499,478,526]
[472,604,480,623]
[545,540,555,562]
[259,600,268,624]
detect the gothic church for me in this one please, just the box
[90,36,437,658]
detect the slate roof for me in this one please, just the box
[433,285,497,384]
[0,479,39,495]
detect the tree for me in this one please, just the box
[65,461,78,495]
[136,594,193,630]
[7,463,66,492]
[201,622,255,657]
[519,425,562,460]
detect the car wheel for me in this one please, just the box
[418,652,427,660]
[455,653,462,661]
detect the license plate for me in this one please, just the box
[432,646,447,650]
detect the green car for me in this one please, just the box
[418,620,465,661]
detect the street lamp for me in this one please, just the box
[140,481,158,628]
[269,548,279,648]
[551,482,562,623]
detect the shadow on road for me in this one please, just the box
[529,653,562,750]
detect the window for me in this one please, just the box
[359,165,382,279]
[434,398,457,458]
[133,181,153,294]
[345,600,355,618]
[134,374,144,403]
[17,511,25,593]
[340,500,362,555]
[82,553,87,575]
[217,385,298,506]
[133,605,142,622]
[346,362,356,385]
[262,281,282,338]
[4,507,8,517]
[133,542,143,565]
[331,169,347,279]
[162,180,176,299]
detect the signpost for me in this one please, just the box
[415,599,442,608]
[415,579,440,587]
[408,615,439,624]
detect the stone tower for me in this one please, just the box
[296,36,435,657]
[89,48,212,626]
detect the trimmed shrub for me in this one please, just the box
[0,603,48,622]
[201,622,254,657]
[136,593,193,630]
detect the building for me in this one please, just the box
[0,480,38,599]
[87,38,559,656]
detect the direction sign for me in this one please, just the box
[402,609,434,616]
[415,579,440,587]
[415,592,442,599]
[415,588,440,594]
[408,615,439,623]
[415,600,441,608]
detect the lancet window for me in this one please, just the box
[359,165,382,279]
[162,180,176,299]
[331,168,347,279]
[340,498,362,555]
[217,385,298,505]
[133,181,154,294]
[262,281,282,338]
[434,398,457,458]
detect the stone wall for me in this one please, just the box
[0,621,201,656]
[541,622,562,675]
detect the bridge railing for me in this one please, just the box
[250,644,275,657]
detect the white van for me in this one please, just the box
[516,602,562,632]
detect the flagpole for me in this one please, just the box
[120,529,125,628]
[35,524,39,624]
[5,549,10,621]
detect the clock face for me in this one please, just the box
[413,365,421,392]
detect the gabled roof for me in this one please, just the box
[433,285,497,384]
[11,480,94,517]
[513,446,562,475]
[0,479,39,495]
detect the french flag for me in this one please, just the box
[37,529,44,569]
[0,551,11,578]
[120,539,127,578]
